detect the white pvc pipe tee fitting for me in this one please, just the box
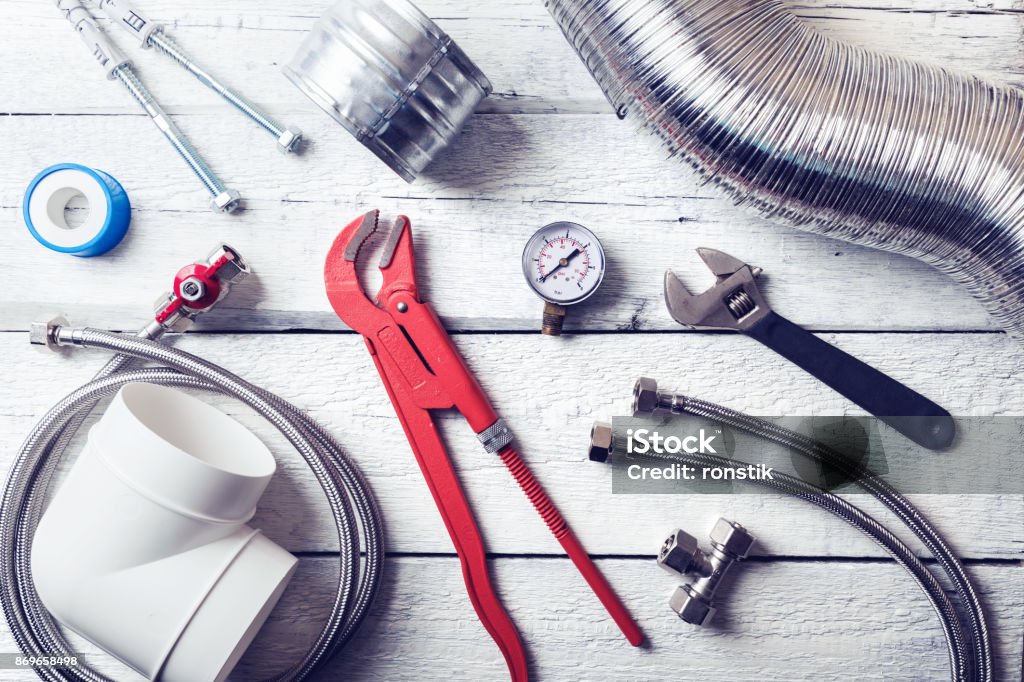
[32,383,298,681]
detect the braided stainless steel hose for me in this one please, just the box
[624,378,992,681]
[638,446,971,681]
[660,393,992,681]
[0,328,385,681]
[546,0,1024,338]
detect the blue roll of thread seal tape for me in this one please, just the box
[23,163,131,257]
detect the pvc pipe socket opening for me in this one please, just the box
[118,382,276,480]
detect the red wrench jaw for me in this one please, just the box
[324,210,391,334]
[376,215,419,305]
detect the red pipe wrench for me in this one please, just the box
[324,211,644,680]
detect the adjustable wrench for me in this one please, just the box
[664,248,956,450]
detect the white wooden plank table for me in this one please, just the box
[1,1,1022,680]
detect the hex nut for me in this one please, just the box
[29,316,69,353]
[277,127,304,154]
[632,377,659,415]
[179,277,206,303]
[709,518,756,559]
[207,244,251,283]
[589,422,613,463]
[211,189,241,213]
[669,584,716,626]
[657,528,701,576]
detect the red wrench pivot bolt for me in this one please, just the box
[324,211,644,681]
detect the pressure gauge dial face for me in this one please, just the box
[522,222,606,305]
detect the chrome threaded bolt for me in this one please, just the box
[113,64,241,213]
[148,30,303,153]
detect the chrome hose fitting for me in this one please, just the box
[29,316,70,353]
[659,519,756,626]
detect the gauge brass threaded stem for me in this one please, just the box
[541,302,567,336]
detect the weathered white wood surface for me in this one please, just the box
[1,0,1022,680]
[3,333,1022,557]
[0,559,1020,681]
[4,1,1024,331]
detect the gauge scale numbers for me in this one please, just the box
[522,222,606,305]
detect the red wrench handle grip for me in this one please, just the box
[367,346,529,681]
[498,447,645,647]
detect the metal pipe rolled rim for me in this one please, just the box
[284,0,493,182]
[0,329,385,681]
[546,0,1024,338]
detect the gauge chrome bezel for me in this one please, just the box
[521,221,606,306]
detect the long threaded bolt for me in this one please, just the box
[148,30,303,154]
[114,64,240,213]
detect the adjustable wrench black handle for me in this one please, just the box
[746,311,956,450]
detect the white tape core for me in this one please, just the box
[28,169,110,249]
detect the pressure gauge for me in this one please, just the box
[522,222,606,335]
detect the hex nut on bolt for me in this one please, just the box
[30,316,69,353]
[633,377,659,415]
[211,189,241,213]
[277,127,303,154]
[589,422,613,462]
[658,529,702,576]
[709,519,756,559]
[669,584,716,626]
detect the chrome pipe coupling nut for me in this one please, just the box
[657,518,756,626]
[284,0,492,182]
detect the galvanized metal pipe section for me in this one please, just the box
[546,0,1024,337]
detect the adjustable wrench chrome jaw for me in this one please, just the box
[664,248,769,331]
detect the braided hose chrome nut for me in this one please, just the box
[29,316,69,353]
[632,377,660,415]
[589,422,613,462]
